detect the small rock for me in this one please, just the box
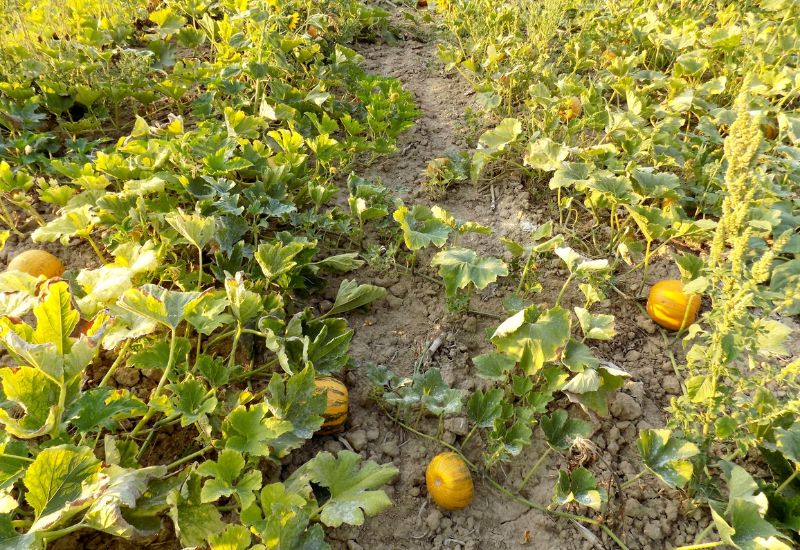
[626,349,642,362]
[426,508,443,531]
[663,375,681,394]
[381,440,401,458]
[319,300,333,313]
[114,367,140,387]
[444,417,469,436]
[366,428,380,441]
[625,499,646,519]
[610,393,642,420]
[390,282,408,298]
[346,430,368,451]
[624,381,645,400]
[346,541,363,550]
[323,440,343,453]
[644,521,662,540]
[463,317,478,333]
[144,368,163,382]
[386,295,403,309]
[665,501,679,521]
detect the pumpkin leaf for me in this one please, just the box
[554,467,605,511]
[574,307,616,340]
[197,449,261,508]
[221,403,294,456]
[467,388,504,428]
[289,451,398,528]
[540,410,592,451]
[393,205,451,251]
[325,279,386,317]
[638,429,699,489]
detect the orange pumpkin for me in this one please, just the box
[646,279,701,331]
[426,452,473,510]
[7,249,64,279]
[314,377,348,435]
[559,96,582,121]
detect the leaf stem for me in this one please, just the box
[555,273,575,307]
[85,234,107,263]
[775,469,799,495]
[166,445,213,470]
[619,470,647,490]
[0,452,33,463]
[99,340,132,387]
[130,328,178,438]
[674,542,723,550]
[461,424,478,449]
[518,447,552,491]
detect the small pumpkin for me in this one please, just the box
[559,96,582,122]
[7,249,64,279]
[646,279,701,331]
[761,122,778,140]
[314,377,348,435]
[426,452,473,510]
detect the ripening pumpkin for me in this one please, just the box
[7,250,64,279]
[646,279,701,331]
[559,96,582,122]
[307,25,319,38]
[761,122,778,140]
[426,452,473,510]
[315,377,348,435]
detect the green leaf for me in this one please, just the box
[241,482,327,550]
[165,210,215,250]
[467,388,504,428]
[561,339,600,371]
[414,369,463,416]
[225,273,263,325]
[311,253,364,273]
[209,524,252,550]
[168,473,226,548]
[66,387,146,433]
[0,366,59,438]
[478,118,522,151]
[32,205,99,245]
[540,410,592,451]
[430,247,508,297]
[638,429,699,489]
[184,292,233,335]
[117,285,203,330]
[574,307,616,340]
[32,281,79,355]
[472,352,515,380]
[290,450,397,528]
[550,162,592,190]
[0,516,40,550]
[264,365,327,456]
[775,423,800,463]
[393,205,452,251]
[554,468,605,511]
[255,240,311,285]
[711,499,791,550]
[325,279,386,317]
[163,377,218,427]
[24,445,101,531]
[491,306,571,364]
[222,403,293,456]
[197,449,262,508]
[84,465,168,538]
[488,416,532,460]
[523,137,569,172]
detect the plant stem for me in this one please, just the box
[166,446,213,470]
[775,469,799,495]
[197,247,203,291]
[0,452,33,463]
[130,328,178,438]
[41,523,87,541]
[619,470,647,490]
[227,325,242,370]
[554,273,575,307]
[518,447,552,491]
[0,199,23,235]
[693,522,715,544]
[99,340,132,387]
[674,543,723,550]
[461,425,478,449]
[85,234,107,263]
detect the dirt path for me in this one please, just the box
[296,12,712,550]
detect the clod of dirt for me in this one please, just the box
[610,392,642,420]
[114,366,141,387]
[345,429,368,451]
